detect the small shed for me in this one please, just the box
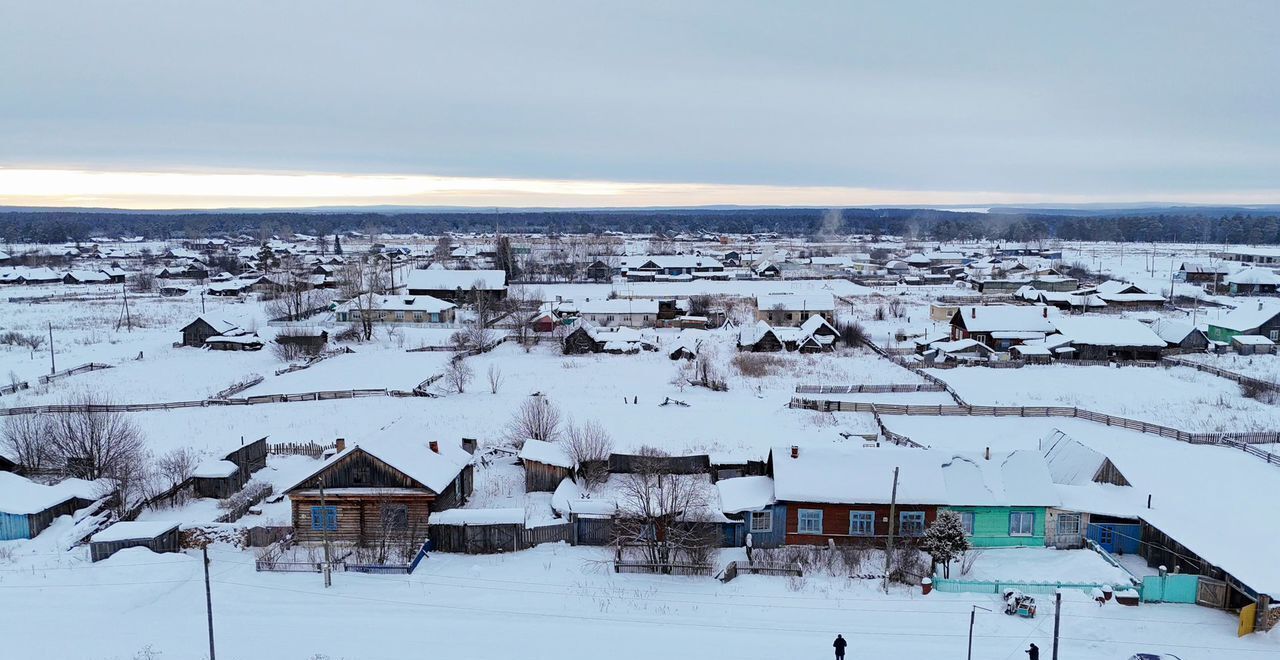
[518,439,575,492]
[89,521,181,562]
[275,330,328,352]
[179,317,238,347]
[191,460,243,499]
[1009,344,1053,364]
[0,473,102,540]
[204,334,264,351]
[1232,334,1275,356]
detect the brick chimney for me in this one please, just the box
[335,438,346,452]
[971,307,976,319]
[790,445,799,459]
[429,441,440,454]
[1042,307,1048,318]
[461,438,477,454]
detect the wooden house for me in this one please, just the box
[89,522,181,562]
[1147,318,1210,352]
[716,476,783,548]
[406,269,507,303]
[1179,261,1232,285]
[283,436,475,545]
[1050,317,1166,361]
[1074,281,1166,310]
[737,321,785,352]
[937,450,1060,548]
[561,322,657,355]
[1038,429,1138,551]
[1232,334,1275,355]
[755,292,836,326]
[1226,266,1280,296]
[949,306,1056,350]
[585,260,613,282]
[769,446,942,545]
[1207,302,1280,343]
[179,317,238,347]
[518,439,575,492]
[0,473,102,541]
[275,330,329,353]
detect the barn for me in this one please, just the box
[191,437,268,500]
[89,521,181,562]
[518,439,575,492]
[179,317,239,347]
[0,473,103,540]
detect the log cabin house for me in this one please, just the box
[949,305,1057,350]
[284,436,475,545]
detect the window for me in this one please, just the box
[381,504,408,530]
[750,510,773,533]
[797,509,823,534]
[1056,513,1081,536]
[395,311,405,322]
[849,511,875,536]
[959,512,975,536]
[899,512,926,536]
[352,467,370,485]
[1270,330,1279,342]
[310,506,337,531]
[1009,511,1035,536]
[431,313,441,323]
[413,312,424,323]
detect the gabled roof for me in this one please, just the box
[770,446,947,505]
[1050,317,1165,348]
[181,317,238,335]
[940,451,1059,507]
[1226,266,1280,286]
[756,291,835,312]
[406,268,507,291]
[1147,318,1202,345]
[284,436,472,495]
[1210,301,1280,332]
[952,306,1057,333]
[518,439,574,469]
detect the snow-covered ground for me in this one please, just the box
[955,548,1135,584]
[1180,352,1280,384]
[927,364,1280,433]
[0,541,1269,660]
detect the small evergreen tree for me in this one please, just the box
[334,235,343,255]
[921,510,970,578]
[257,243,277,272]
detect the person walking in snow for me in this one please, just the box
[833,634,848,659]
[1025,643,1039,660]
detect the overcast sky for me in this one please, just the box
[1,1,1278,208]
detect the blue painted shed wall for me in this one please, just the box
[746,504,786,548]
[0,512,32,540]
[1086,523,1141,555]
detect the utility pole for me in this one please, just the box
[121,280,133,332]
[967,605,991,660]
[202,545,216,660]
[47,322,55,374]
[200,290,206,314]
[1052,589,1062,660]
[318,477,332,588]
[882,466,900,594]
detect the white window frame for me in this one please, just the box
[1009,511,1035,537]
[959,511,975,536]
[750,510,773,533]
[848,511,875,536]
[797,509,823,534]
[1270,330,1279,342]
[899,511,926,537]
[1056,513,1081,536]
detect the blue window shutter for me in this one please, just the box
[326,507,337,531]
[310,507,322,530]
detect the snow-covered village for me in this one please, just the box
[3,3,1280,660]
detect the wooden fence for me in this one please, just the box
[427,521,574,554]
[273,347,353,376]
[790,397,1280,464]
[211,375,264,400]
[614,561,713,576]
[795,383,945,394]
[37,362,112,385]
[269,441,335,458]
[346,541,431,574]
[1163,356,1280,394]
[0,387,420,416]
[0,381,30,396]
[719,560,803,583]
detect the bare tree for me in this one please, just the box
[451,320,495,354]
[487,364,504,394]
[46,393,146,483]
[611,452,717,572]
[1,413,54,472]
[341,259,388,341]
[561,418,612,488]
[444,359,474,393]
[504,396,562,446]
[265,279,325,322]
[433,234,454,264]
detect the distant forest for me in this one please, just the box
[3,207,1280,245]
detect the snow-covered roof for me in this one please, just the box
[186,317,239,335]
[1147,318,1199,345]
[771,446,947,505]
[799,314,837,336]
[518,439,574,469]
[64,270,111,282]
[551,478,617,517]
[1226,266,1280,286]
[192,460,240,479]
[336,294,455,314]
[716,476,775,514]
[429,508,525,525]
[1040,430,1118,487]
[90,521,179,543]
[755,291,835,312]
[204,334,263,345]
[1232,334,1275,345]
[576,298,659,315]
[930,338,993,354]
[0,473,105,515]
[407,268,507,291]
[1211,301,1280,332]
[1010,345,1052,356]
[285,435,473,495]
[953,306,1056,333]
[940,451,1059,507]
[1050,317,1165,348]
[621,255,723,270]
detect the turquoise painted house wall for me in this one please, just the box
[943,506,1047,547]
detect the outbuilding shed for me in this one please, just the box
[89,521,181,562]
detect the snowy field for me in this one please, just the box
[1180,352,1280,384]
[957,548,1135,584]
[0,540,1268,660]
[927,364,1280,433]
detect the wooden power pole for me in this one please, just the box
[318,477,332,588]
[882,466,900,594]
[202,545,216,660]
[1052,589,1062,660]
